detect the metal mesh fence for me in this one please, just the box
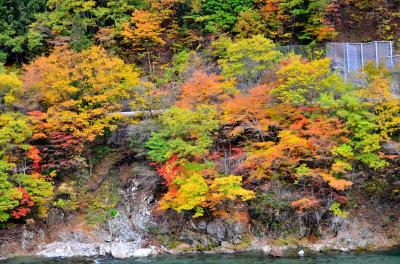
[348,43,362,71]
[278,44,325,60]
[326,41,400,96]
[326,42,345,74]
[279,42,396,71]
[279,41,400,97]
[363,42,376,66]
[326,41,394,74]
[377,41,392,68]
[327,41,394,73]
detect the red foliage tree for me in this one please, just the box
[155,154,183,186]
[27,146,41,173]
[11,188,34,219]
[28,111,84,175]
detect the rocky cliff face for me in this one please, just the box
[1,124,400,259]
[37,160,161,259]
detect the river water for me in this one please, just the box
[2,249,400,264]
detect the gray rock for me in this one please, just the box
[206,220,226,243]
[190,220,208,231]
[38,229,46,242]
[108,210,139,242]
[307,243,327,252]
[226,221,245,244]
[47,208,65,225]
[92,227,113,242]
[38,242,104,258]
[98,244,112,255]
[176,243,192,250]
[20,228,36,251]
[37,241,157,259]
[118,162,160,234]
[55,231,92,243]
[206,219,245,244]
[179,230,212,247]
[270,246,284,257]
[382,141,400,155]
[221,241,232,248]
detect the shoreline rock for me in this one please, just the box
[37,242,111,258]
[36,241,157,259]
[1,238,398,261]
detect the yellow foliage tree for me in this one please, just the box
[159,161,255,218]
[0,72,23,111]
[272,55,345,106]
[21,45,140,143]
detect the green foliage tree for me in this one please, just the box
[189,0,254,33]
[330,65,400,170]
[30,0,99,52]
[261,0,336,44]
[94,0,146,26]
[0,161,21,222]
[0,112,32,156]
[146,106,220,163]
[0,0,46,63]
[28,0,144,54]
[213,35,281,87]
[160,50,195,85]
[234,9,266,38]
[0,112,53,222]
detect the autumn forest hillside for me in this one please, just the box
[0,0,400,253]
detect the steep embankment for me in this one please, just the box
[2,166,400,258]
[1,124,400,259]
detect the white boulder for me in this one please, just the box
[132,247,155,258]
[111,242,132,259]
[262,245,271,255]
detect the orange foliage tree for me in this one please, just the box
[221,84,273,139]
[177,71,238,109]
[122,9,165,74]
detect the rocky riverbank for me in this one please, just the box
[1,211,399,260]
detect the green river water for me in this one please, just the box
[2,249,400,264]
